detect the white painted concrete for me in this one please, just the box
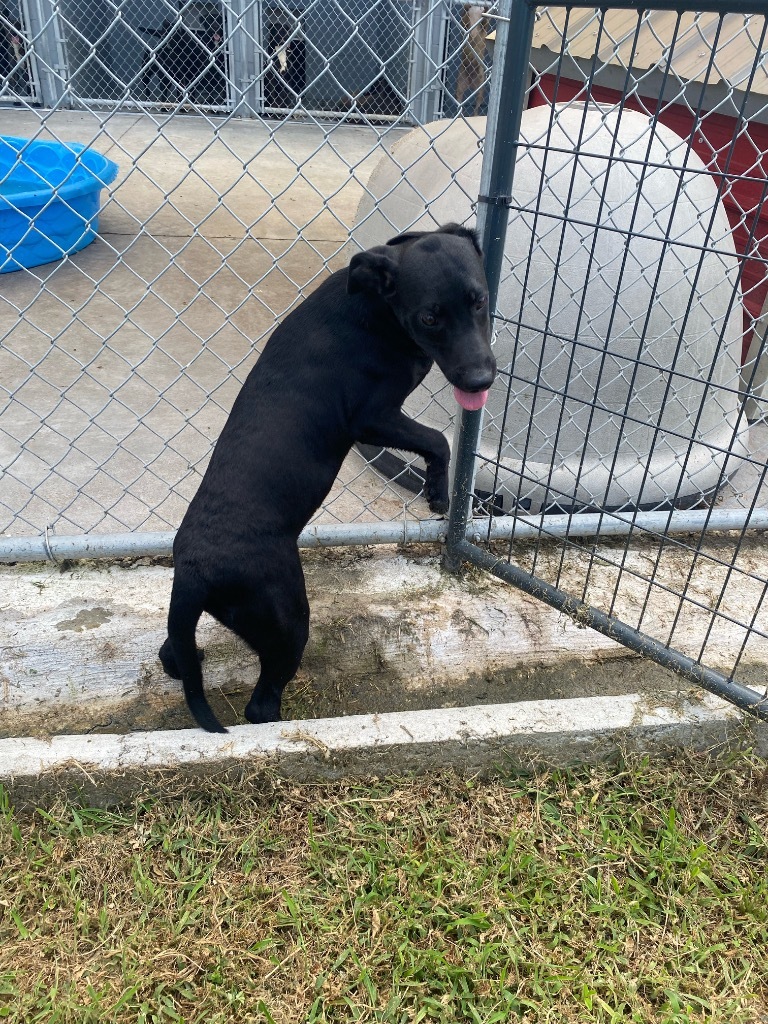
[1,692,765,804]
[2,542,767,738]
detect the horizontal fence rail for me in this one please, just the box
[3,506,768,565]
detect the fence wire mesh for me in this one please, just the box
[0,0,496,542]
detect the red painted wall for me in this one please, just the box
[529,74,768,356]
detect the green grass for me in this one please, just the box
[1,751,767,1023]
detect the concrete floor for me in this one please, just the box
[1,108,766,542]
[0,109,424,537]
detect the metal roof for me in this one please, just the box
[530,9,768,97]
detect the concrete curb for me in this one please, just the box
[2,692,765,805]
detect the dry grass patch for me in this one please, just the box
[1,751,767,1023]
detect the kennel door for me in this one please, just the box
[258,0,419,121]
[1,0,41,104]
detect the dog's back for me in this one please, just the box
[176,267,416,543]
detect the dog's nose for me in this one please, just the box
[458,362,496,393]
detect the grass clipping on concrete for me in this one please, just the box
[1,752,767,1023]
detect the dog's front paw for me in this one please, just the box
[425,473,450,515]
[428,494,449,515]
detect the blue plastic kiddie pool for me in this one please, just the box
[0,136,119,273]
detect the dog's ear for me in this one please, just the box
[385,223,484,258]
[437,222,483,257]
[347,246,399,297]
[385,230,428,248]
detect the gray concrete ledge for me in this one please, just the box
[1,693,766,806]
[3,544,768,737]
[2,544,767,804]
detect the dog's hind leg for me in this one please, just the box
[161,578,226,733]
[158,637,204,679]
[230,554,310,726]
[233,600,309,725]
[243,623,308,725]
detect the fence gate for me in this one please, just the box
[445,0,768,722]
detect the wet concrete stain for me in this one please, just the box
[56,607,112,632]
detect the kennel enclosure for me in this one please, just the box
[1,0,767,721]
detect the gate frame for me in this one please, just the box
[443,0,768,721]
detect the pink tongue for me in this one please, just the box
[454,387,489,412]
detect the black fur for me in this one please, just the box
[159,223,496,732]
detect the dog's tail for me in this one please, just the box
[167,582,227,734]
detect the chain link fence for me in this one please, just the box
[1,1,767,715]
[1,0,497,546]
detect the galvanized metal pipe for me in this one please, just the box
[538,0,766,11]
[3,507,768,564]
[466,507,768,542]
[445,0,537,570]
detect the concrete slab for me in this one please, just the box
[0,109,388,241]
[1,538,765,801]
[2,542,767,739]
[0,109,411,538]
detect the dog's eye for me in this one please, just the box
[474,295,487,311]
[421,313,438,327]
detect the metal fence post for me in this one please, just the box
[443,0,536,572]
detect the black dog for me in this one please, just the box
[341,76,404,117]
[159,224,496,732]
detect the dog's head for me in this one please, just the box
[347,223,496,410]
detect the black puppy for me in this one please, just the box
[159,224,496,732]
